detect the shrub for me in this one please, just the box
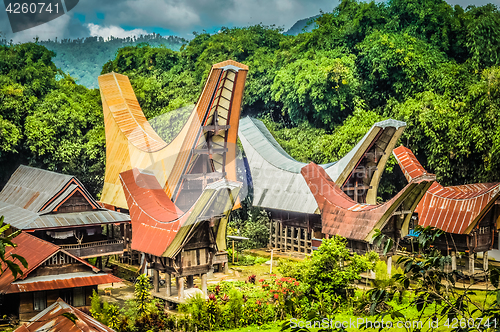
[135,274,152,316]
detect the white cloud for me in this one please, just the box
[120,0,201,29]
[86,23,148,39]
[8,14,72,43]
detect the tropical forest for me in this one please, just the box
[1,0,500,331]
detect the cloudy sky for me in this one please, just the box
[1,0,499,43]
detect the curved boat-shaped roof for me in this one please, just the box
[301,162,435,242]
[99,60,248,209]
[393,146,500,234]
[120,168,241,258]
[238,117,406,214]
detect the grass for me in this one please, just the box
[215,322,283,332]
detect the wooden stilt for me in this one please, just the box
[284,226,288,252]
[483,251,489,271]
[469,251,475,275]
[178,277,184,299]
[274,221,279,249]
[153,269,159,293]
[201,273,208,296]
[187,275,194,288]
[166,274,171,297]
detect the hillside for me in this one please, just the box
[284,14,321,35]
[39,34,187,88]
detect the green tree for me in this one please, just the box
[135,274,152,316]
[271,51,360,129]
[357,31,447,107]
[306,236,372,298]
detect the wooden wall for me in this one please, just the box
[17,286,96,321]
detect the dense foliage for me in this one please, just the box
[0,34,185,88]
[96,0,500,196]
[1,0,500,199]
[365,225,500,332]
[0,43,104,196]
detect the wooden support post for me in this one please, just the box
[298,228,303,253]
[469,252,475,275]
[166,274,171,297]
[387,256,392,275]
[274,220,279,249]
[201,273,208,297]
[279,222,283,250]
[270,249,274,274]
[223,262,228,274]
[153,269,160,293]
[483,251,489,271]
[187,275,194,288]
[451,251,457,271]
[284,226,288,252]
[268,217,273,248]
[295,227,300,252]
[232,240,235,264]
[110,224,114,239]
[178,277,185,299]
[310,229,314,254]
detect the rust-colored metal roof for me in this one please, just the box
[120,168,241,258]
[0,232,121,294]
[0,232,59,292]
[393,146,500,234]
[120,168,185,257]
[15,298,116,332]
[301,162,435,241]
[7,272,121,294]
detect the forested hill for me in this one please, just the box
[38,34,186,88]
[284,14,321,35]
[1,0,500,202]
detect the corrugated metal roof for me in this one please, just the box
[27,210,130,230]
[394,146,500,234]
[8,272,121,293]
[15,298,116,332]
[0,165,74,212]
[0,201,38,228]
[120,168,241,258]
[0,203,130,230]
[301,162,435,241]
[0,165,129,230]
[0,232,60,292]
[238,117,406,214]
[0,232,122,294]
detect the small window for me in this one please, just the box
[73,287,85,307]
[34,291,46,311]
